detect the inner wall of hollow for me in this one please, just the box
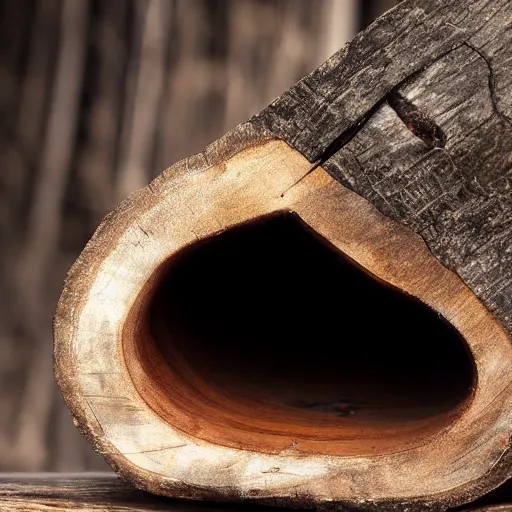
[123,212,477,457]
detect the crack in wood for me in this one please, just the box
[387,91,446,149]
[464,41,512,128]
[279,48,460,195]
[315,101,385,166]
[123,445,187,455]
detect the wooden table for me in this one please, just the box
[2,473,512,511]
[0,473,290,511]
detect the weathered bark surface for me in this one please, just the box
[325,41,512,336]
[256,0,510,158]
[256,0,512,337]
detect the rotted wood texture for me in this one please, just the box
[54,0,512,511]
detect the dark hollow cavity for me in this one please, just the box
[137,212,476,456]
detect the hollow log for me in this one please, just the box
[54,0,512,510]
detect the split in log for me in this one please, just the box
[54,0,512,510]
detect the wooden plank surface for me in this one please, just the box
[0,473,287,511]
[2,473,512,511]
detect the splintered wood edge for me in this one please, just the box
[54,123,512,510]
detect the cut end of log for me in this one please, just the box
[54,138,512,509]
[124,211,476,458]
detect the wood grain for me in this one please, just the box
[0,473,280,511]
[3,473,512,511]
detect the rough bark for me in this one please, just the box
[324,38,512,337]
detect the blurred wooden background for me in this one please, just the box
[0,0,395,471]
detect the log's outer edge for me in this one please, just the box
[53,122,279,504]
